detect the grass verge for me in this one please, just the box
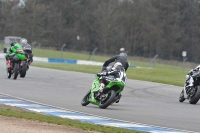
[0,105,145,133]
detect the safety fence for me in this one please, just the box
[0,53,104,66]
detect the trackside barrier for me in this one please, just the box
[0,53,146,68]
[0,53,48,62]
[48,58,77,64]
[0,54,103,66]
[0,53,5,59]
[33,57,48,62]
[48,58,104,66]
[76,60,103,66]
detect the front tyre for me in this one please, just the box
[189,86,200,104]
[99,90,116,109]
[179,89,185,102]
[81,90,91,106]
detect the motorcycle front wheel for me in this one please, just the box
[99,90,116,109]
[179,89,185,102]
[81,90,91,106]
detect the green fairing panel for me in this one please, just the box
[91,76,100,92]
[16,53,25,61]
[88,76,125,105]
[11,43,21,53]
[89,76,100,105]
[106,81,125,93]
[11,46,17,53]
[8,43,25,61]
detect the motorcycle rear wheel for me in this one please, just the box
[81,90,91,106]
[99,90,116,109]
[189,86,200,104]
[20,63,27,78]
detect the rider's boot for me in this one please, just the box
[94,83,105,99]
[115,93,122,103]
[27,64,29,70]
[99,83,105,93]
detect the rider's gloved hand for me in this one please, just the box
[97,73,102,77]
[97,72,107,77]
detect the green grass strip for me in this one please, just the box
[0,106,145,133]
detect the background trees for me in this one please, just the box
[1,0,200,62]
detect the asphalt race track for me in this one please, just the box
[0,59,199,132]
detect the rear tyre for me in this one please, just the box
[81,90,91,106]
[99,90,116,109]
[13,63,19,80]
[189,86,200,104]
[20,63,27,78]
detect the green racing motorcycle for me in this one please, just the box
[6,48,26,79]
[81,70,126,109]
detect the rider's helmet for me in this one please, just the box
[20,38,28,45]
[119,52,127,59]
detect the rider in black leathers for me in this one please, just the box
[97,52,129,77]
[180,65,200,101]
[19,38,33,65]
[96,53,129,103]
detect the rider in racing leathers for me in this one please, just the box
[180,65,200,101]
[5,42,16,60]
[5,42,25,66]
[96,52,129,103]
[19,38,33,64]
[6,42,21,59]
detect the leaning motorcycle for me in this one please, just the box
[179,72,200,104]
[81,71,126,109]
[6,48,26,80]
[22,44,33,66]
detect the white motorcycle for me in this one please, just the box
[179,72,200,104]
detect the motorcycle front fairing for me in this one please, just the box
[88,75,125,105]
[183,77,200,99]
[89,76,100,105]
